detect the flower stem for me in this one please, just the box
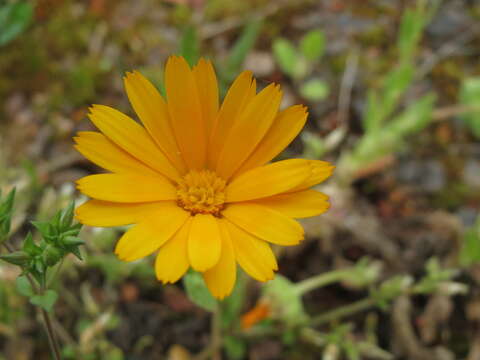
[295,270,349,295]
[2,242,62,359]
[41,307,62,360]
[310,298,375,327]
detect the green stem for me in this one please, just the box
[2,242,61,359]
[310,298,375,327]
[295,270,349,295]
[41,307,62,360]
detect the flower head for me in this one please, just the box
[74,56,334,299]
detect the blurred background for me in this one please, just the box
[1,0,480,359]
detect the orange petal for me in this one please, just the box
[76,173,176,202]
[252,190,330,218]
[235,105,308,175]
[208,71,256,169]
[165,56,206,169]
[88,104,181,181]
[223,203,304,246]
[123,71,186,173]
[216,83,282,179]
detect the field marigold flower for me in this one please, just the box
[74,56,334,299]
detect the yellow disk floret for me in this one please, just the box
[176,170,226,216]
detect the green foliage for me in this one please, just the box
[16,276,34,297]
[273,38,306,79]
[272,29,329,102]
[300,29,326,62]
[262,274,308,326]
[459,219,480,266]
[338,0,438,182]
[460,77,480,138]
[413,258,459,294]
[397,4,428,63]
[0,196,83,314]
[0,1,33,46]
[183,270,217,312]
[0,188,15,242]
[223,19,263,82]
[300,78,329,101]
[223,335,246,360]
[30,290,58,313]
[179,25,200,67]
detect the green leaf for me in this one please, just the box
[459,223,480,266]
[0,1,34,46]
[0,188,15,241]
[300,78,329,101]
[0,251,30,266]
[262,274,308,326]
[300,29,326,62]
[23,232,41,256]
[224,20,262,81]
[179,25,199,67]
[60,201,75,229]
[460,78,480,139]
[397,6,426,63]
[221,271,247,328]
[30,290,58,312]
[183,271,217,312]
[16,276,34,297]
[223,335,246,360]
[273,38,305,79]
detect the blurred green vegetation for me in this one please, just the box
[1,0,480,359]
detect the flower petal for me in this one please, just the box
[226,159,311,202]
[76,173,176,202]
[252,190,330,218]
[223,203,304,246]
[208,70,256,169]
[223,219,277,282]
[75,200,174,226]
[124,71,186,173]
[88,104,181,181]
[235,105,308,175]
[155,217,192,284]
[115,204,189,262]
[216,83,282,179]
[203,222,236,299]
[291,160,335,192]
[188,214,222,271]
[165,56,206,169]
[74,131,158,176]
[192,58,219,138]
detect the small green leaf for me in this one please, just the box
[300,29,326,62]
[460,78,480,139]
[0,251,30,266]
[0,1,34,46]
[16,275,34,297]
[460,223,480,266]
[60,201,75,229]
[223,20,263,82]
[262,274,308,326]
[273,38,305,79]
[30,290,58,312]
[23,232,41,256]
[179,25,199,67]
[223,335,246,360]
[0,188,15,241]
[183,271,217,312]
[42,245,63,267]
[300,78,329,101]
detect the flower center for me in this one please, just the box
[176,170,227,216]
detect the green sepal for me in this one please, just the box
[0,250,30,266]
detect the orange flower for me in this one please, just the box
[74,56,334,299]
